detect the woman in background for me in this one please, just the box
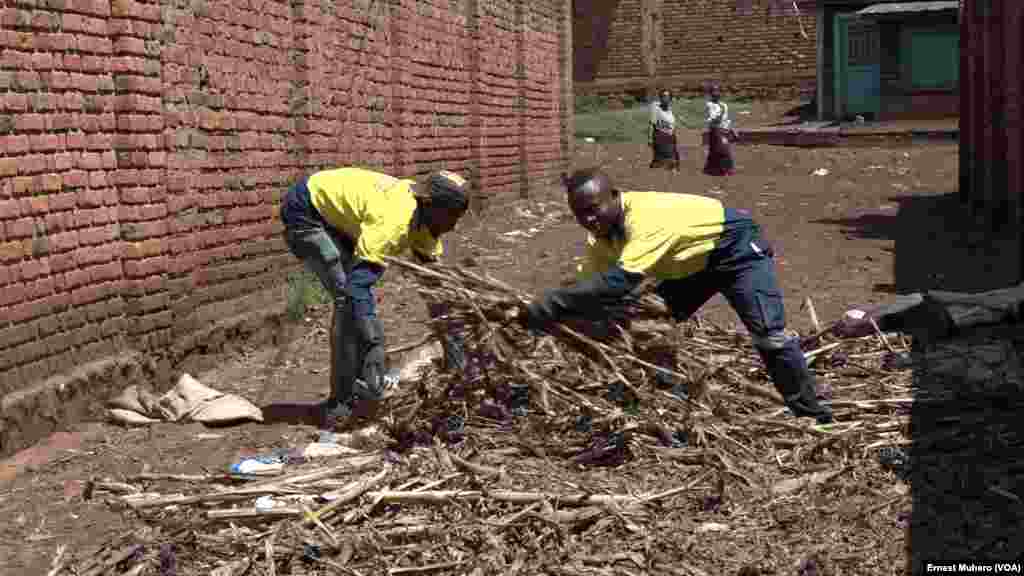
[649,89,682,172]
[703,84,736,176]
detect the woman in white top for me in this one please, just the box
[649,89,682,171]
[703,84,736,176]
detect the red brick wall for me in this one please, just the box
[575,0,817,99]
[0,0,570,398]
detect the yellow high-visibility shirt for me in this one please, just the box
[307,167,443,265]
[577,191,726,281]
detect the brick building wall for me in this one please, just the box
[575,0,817,100]
[0,0,571,456]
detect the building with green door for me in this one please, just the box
[815,1,960,121]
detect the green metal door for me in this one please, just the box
[834,13,881,119]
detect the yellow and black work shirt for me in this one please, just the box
[577,191,732,282]
[306,167,443,266]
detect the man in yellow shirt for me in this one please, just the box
[281,167,470,427]
[520,168,832,424]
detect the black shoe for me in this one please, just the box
[786,397,834,425]
[814,409,834,425]
[319,398,353,430]
[784,378,834,424]
[789,373,834,425]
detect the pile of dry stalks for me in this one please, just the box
[53,258,918,576]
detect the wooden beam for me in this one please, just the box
[816,4,825,120]
[640,0,662,100]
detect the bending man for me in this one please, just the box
[281,167,470,428]
[520,168,832,424]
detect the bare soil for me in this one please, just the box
[0,106,973,575]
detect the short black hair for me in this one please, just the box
[423,170,469,211]
[562,168,612,196]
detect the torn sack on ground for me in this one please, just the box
[106,373,264,427]
[835,282,1024,345]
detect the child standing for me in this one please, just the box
[703,84,736,176]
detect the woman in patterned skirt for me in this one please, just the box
[703,84,736,176]
[649,89,682,171]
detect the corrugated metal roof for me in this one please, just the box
[857,1,960,15]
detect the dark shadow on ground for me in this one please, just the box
[818,190,1024,571]
[259,402,322,427]
[762,100,826,127]
[783,101,815,118]
[905,323,1024,572]
[813,191,1022,295]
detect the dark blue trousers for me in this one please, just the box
[279,176,467,401]
[655,214,813,402]
[281,177,359,404]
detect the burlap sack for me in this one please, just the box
[108,385,148,414]
[137,387,162,416]
[107,408,161,426]
[189,394,264,425]
[106,373,263,426]
[107,385,163,419]
[157,373,223,421]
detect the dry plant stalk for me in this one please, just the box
[54,257,929,576]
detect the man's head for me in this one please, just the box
[563,168,622,238]
[417,170,470,237]
[658,89,672,111]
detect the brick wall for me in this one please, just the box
[575,0,817,100]
[0,0,570,452]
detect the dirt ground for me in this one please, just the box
[0,106,967,574]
